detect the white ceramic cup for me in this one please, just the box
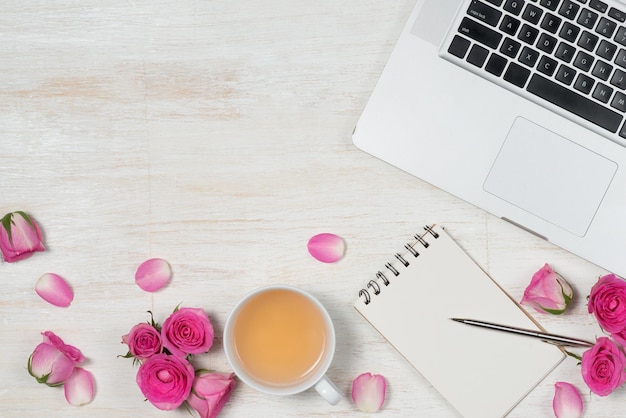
[223,285,342,405]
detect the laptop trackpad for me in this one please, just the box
[483,117,617,237]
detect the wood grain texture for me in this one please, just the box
[0,1,617,416]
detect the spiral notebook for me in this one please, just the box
[354,225,565,418]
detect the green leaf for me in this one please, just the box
[1,212,13,244]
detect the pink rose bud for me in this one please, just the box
[64,367,96,406]
[186,371,236,418]
[121,322,163,361]
[351,372,386,412]
[581,337,626,396]
[28,331,84,386]
[588,274,626,335]
[553,382,583,418]
[136,353,195,410]
[520,263,573,314]
[0,211,45,262]
[161,307,214,358]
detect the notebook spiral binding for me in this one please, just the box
[358,225,439,305]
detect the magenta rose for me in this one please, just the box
[161,308,214,357]
[581,337,626,396]
[28,331,84,386]
[136,353,195,410]
[187,371,236,418]
[122,323,163,361]
[521,263,574,315]
[0,211,45,262]
[588,274,626,334]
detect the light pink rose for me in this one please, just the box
[187,371,236,418]
[0,211,45,262]
[588,274,626,334]
[136,353,195,410]
[520,264,573,314]
[161,308,214,357]
[122,323,163,361]
[581,337,626,396]
[28,331,84,386]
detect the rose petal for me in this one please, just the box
[553,382,583,418]
[307,233,345,263]
[35,273,74,307]
[64,367,96,406]
[351,372,386,412]
[135,258,171,292]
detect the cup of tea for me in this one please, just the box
[223,285,342,405]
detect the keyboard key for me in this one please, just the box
[540,13,562,33]
[610,69,626,89]
[485,53,509,76]
[615,48,626,68]
[556,64,577,85]
[485,0,504,5]
[522,4,543,24]
[597,39,617,60]
[467,1,502,27]
[518,23,539,44]
[574,73,595,93]
[559,22,580,42]
[559,1,581,19]
[467,44,490,67]
[504,0,525,16]
[555,41,576,62]
[500,37,522,57]
[591,60,613,80]
[615,27,626,46]
[458,18,503,49]
[609,7,626,23]
[611,91,626,112]
[589,0,608,13]
[592,82,614,103]
[527,74,622,132]
[596,17,618,38]
[540,0,559,11]
[519,46,540,66]
[504,62,531,87]
[577,9,598,29]
[537,33,558,53]
[448,35,471,58]
[500,15,521,35]
[573,50,594,71]
[578,30,599,51]
[538,55,558,75]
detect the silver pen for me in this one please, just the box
[451,318,595,348]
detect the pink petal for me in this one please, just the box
[307,233,345,263]
[351,372,386,412]
[553,382,583,418]
[64,367,95,406]
[35,273,74,307]
[135,258,171,292]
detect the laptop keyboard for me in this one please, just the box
[444,0,626,144]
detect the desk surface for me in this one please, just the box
[0,1,618,416]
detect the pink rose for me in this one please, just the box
[0,211,45,262]
[122,323,163,361]
[588,274,626,334]
[136,353,195,410]
[581,337,626,396]
[161,308,214,357]
[28,331,84,386]
[187,371,236,418]
[521,264,574,314]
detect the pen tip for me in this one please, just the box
[450,318,463,322]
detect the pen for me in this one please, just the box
[451,318,595,348]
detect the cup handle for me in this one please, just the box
[314,375,343,405]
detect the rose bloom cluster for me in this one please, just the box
[122,307,235,418]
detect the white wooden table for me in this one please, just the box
[0,1,620,416]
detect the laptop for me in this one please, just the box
[353,0,626,277]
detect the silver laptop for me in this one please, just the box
[354,0,626,277]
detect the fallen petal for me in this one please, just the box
[553,381,583,418]
[64,367,95,406]
[307,233,345,263]
[351,372,386,413]
[135,258,171,292]
[35,273,74,307]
